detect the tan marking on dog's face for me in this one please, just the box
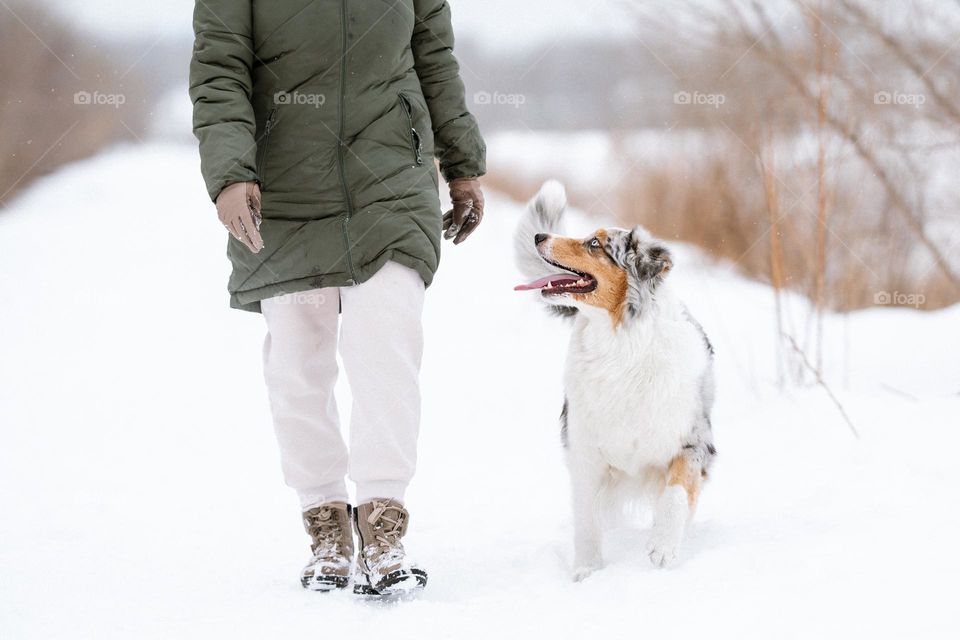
[547,229,628,324]
[667,455,702,510]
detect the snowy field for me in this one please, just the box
[1,140,959,639]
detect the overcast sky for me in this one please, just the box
[40,0,636,47]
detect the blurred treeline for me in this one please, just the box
[0,2,186,206]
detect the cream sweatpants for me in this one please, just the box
[260,261,425,510]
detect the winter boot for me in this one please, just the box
[300,502,354,591]
[353,499,427,596]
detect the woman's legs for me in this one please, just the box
[261,288,348,509]
[339,261,425,505]
[260,260,425,509]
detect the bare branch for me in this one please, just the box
[784,334,860,438]
[727,3,960,291]
[837,0,960,123]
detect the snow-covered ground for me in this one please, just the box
[1,141,958,639]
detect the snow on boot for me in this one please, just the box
[300,502,354,591]
[353,499,427,597]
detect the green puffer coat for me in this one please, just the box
[189,0,486,312]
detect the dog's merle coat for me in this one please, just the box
[515,180,718,575]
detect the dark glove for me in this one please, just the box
[442,177,484,245]
[216,181,264,254]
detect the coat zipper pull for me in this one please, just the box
[411,129,423,166]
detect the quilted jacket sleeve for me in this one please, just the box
[412,0,487,182]
[189,0,258,202]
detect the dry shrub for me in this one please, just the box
[605,140,958,312]
[484,0,960,315]
[485,128,958,314]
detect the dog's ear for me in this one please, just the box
[630,227,672,281]
[637,244,672,280]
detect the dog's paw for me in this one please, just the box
[572,547,602,582]
[646,538,680,569]
[572,564,599,582]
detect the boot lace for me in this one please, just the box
[364,500,407,561]
[306,507,344,560]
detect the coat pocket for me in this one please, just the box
[398,92,424,167]
[256,108,278,185]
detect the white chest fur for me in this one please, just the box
[563,294,709,475]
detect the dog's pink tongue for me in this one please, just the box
[514,274,577,291]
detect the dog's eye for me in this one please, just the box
[589,238,601,249]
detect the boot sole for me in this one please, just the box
[301,575,350,591]
[353,569,427,598]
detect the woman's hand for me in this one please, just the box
[217,181,264,253]
[442,177,484,245]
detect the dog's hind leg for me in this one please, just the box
[569,450,607,581]
[647,453,703,568]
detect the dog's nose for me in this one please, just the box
[534,233,548,246]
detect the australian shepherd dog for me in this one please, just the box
[514,181,717,580]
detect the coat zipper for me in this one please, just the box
[398,92,424,167]
[256,108,277,184]
[337,0,358,283]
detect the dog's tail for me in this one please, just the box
[513,180,578,318]
[514,179,567,284]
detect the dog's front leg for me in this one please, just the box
[568,450,606,581]
[648,453,702,568]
